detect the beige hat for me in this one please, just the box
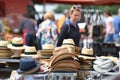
[62,39,75,47]
[49,53,78,67]
[50,60,80,72]
[7,37,25,50]
[21,46,40,59]
[0,40,8,47]
[42,44,55,50]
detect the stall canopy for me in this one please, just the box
[34,0,120,5]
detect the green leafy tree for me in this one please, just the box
[54,4,72,13]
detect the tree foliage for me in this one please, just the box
[54,4,72,13]
[85,5,120,14]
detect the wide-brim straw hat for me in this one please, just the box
[16,57,40,74]
[42,44,55,50]
[21,46,40,59]
[62,39,75,47]
[7,37,25,50]
[49,53,78,67]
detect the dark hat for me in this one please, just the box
[17,57,40,74]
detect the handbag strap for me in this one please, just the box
[67,23,70,34]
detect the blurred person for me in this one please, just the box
[56,9,69,34]
[19,14,36,46]
[0,19,5,40]
[57,5,81,47]
[36,16,44,50]
[36,11,58,48]
[113,8,120,43]
[104,11,114,42]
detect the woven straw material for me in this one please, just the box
[50,60,80,71]
[49,53,78,66]
[37,50,53,56]
[0,47,13,58]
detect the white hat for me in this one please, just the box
[93,57,113,73]
[7,37,25,50]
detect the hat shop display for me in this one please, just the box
[17,57,40,74]
[21,46,40,61]
[0,40,13,58]
[38,44,54,59]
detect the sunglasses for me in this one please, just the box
[72,5,80,10]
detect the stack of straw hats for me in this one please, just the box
[49,53,81,72]
[78,55,95,70]
[0,40,13,58]
[53,39,76,56]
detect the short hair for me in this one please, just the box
[43,11,55,20]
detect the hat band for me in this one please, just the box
[12,43,23,47]
[62,43,75,46]
[25,52,37,55]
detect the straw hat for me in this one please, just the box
[0,40,13,58]
[50,60,80,72]
[93,57,113,73]
[7,37,25,50]
[0,40,8,47]
[62,39,75,47]
[21,46,40,60]
[49,53,78,67]
[42,44,55,50]
[17,57,40,74]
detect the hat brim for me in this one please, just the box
[49,53,78,66]
[93,64,113,73]
[21,54,40,59]
[7,44,25,50]
[16,62,40,74]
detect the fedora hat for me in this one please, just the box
[93,57,113,73]
[42,44,55,50]
[0,40,8,47]
[21,46,40,60]
[50,60,80,72]
[7,37,25,50]
[62,39,75,47]
[17,57,40,74]
[49,53,78,66]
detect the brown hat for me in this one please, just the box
[49,53,78,67]
[50,60,80,72]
